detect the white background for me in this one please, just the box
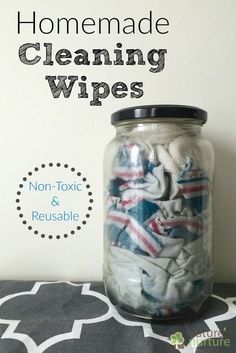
[0,0,236,282]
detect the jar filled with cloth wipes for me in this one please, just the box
[103,105,214,320]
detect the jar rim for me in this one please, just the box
[111,105,207,126]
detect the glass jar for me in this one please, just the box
[103,105,214,320]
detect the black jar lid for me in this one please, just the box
[111,105,207,125]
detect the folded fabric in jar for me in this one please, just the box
[167,227,197,243]
[179,252,209,276]
[127,199,160,223]
[106,210,162,257]
[124,140,159,166]
[120,164,169,200]
[160,215,204,236]
[155,144,180,175]
[105,128,213,316]
[148,229,184,258]
[109,178,125,197]
[106,224,150,256]
[144,160,159,173]
[121,188,164,202]
[141,271,195,304]
[169,135,215,180]
[105,195,120,212]
[193,137,215,181]
[183,236,204,255]
[155,198,183,218]
[105,247,157,313]
[112,142,145,180]
[146,213,204,243]
[108,247,169,303]
[177,157,210,213]
[169,136,199,169]
[119,197,143,211]
[105,251,143,305]
[107,246,209,307]
[125,123,187,145]
[154,144,181,199]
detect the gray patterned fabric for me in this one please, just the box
[0,281,235,353]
